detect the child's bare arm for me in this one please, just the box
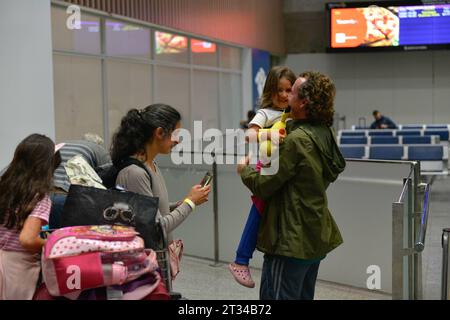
[245,124,261,142]
[19,217,46,253]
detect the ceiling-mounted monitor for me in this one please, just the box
[326,1,450,52]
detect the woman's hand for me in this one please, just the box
[237,154,250,174]
[186,184,211,206]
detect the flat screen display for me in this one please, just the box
[327,1,450,51]
[191,39,217,53]
[155,31,188,54]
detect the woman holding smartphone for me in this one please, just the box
[110,104,211,241]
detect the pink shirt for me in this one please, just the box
[0,195,51,252]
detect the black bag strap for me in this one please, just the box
[118,158,153,189]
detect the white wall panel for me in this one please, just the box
[0,0,54,169]
[432,51,450,124]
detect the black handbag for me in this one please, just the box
[60,185,160,249]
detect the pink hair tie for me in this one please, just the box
[54,143,65,153]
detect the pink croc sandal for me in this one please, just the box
[228,263,255,288]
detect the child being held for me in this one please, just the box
[228,66,296,288]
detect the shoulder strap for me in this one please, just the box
[119,158,153,189]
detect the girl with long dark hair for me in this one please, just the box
[0,134,61,299]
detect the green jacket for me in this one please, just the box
[240,120,346,260]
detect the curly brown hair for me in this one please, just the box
[298,71,336,127]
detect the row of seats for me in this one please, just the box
[339,135,440,145]
[340,145,449,173]
[340,145,446,160]
[340,124,450,175]
[339,129,450,141]
[352,124,450,130]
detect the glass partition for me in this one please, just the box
[53,55,103,142]
[51,3,243,145]
[220,45,242,70]
[106,59,153,139]
[51,7,101,54]
[105,20,151,59]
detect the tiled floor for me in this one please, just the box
[172,256,391,300]
[172,175,450,300]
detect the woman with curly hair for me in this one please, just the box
[110,104,211,240]
[237,71,346,300]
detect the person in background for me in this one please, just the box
[0,134,61,299]
[53,133,111,193]
[370,110,397,129]
[49,133,111,228]
[237,71,345,300]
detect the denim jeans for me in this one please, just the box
[235,204,261,265]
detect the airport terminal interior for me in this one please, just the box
[1,0,450,300]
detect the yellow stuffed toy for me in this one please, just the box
[258,111,290,162]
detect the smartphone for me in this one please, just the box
[200,171,213,188]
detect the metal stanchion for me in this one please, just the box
[441,228,450,299]
[392,201,405,300]
[413,162,423,300]
[210,157,221,267]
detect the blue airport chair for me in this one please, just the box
[340,131,366,136]
[369,146,404,160]
[396,130,422,136]
[368,131,394,136]
[339,146,365,159]
[408,146,443,161]
[426,125,448,129]
[403,136,431,144]
[424,130,449,141]
[339,137,368,145]
[371,136,399,144]
[401,125,423,130]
